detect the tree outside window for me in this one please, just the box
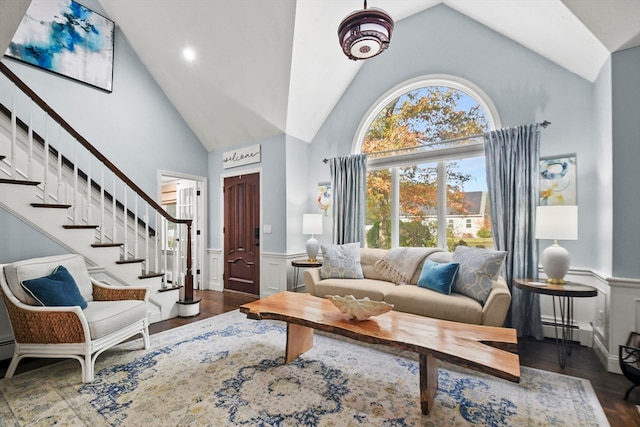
[362,85,494,250]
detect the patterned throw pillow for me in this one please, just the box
[21,265,88,309]
[417,259,460,295]
[451,246,507,305]
[320,243,364,279]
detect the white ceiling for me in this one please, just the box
[98,0,640,152]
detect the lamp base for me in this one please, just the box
[541,241,570,285]
[306,236,319,263]
[545,277,567,285]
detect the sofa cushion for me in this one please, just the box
[451,246,507,305]
[21,265,88,309]
[314,278,396,301]
[385,285,483,324]
[4,254,93,305]
[360,248,390,280]
[83,300,148,339]
[320,243,364,279]
[417,259,460,295]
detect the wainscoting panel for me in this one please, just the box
[260,252,288,297]
[206,249,223,291]
[599,276,640,374]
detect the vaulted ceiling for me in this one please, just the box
[93,1,640,151]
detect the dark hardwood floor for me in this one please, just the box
[0,289,637,426]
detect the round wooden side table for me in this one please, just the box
[291,259,322,291]
[513,278,597,368]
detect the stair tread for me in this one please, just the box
[0,178,40,186]
[63,224,99,229]
[116,258,145,264]
[139,272,164,279]
[0,155,5,161]
[91,242,123,248]
[31,203,72,208]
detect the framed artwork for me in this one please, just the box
[317,182,332,215]
[539,155,577,205]
[5,0,115,92]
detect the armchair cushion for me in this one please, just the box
[4,254,93,305]
[21,265,87,309]
[84,300,148,339]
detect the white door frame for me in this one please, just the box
[158,170,207,290]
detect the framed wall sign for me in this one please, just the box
[5,0,115,92]
[540,154,577,205]
[223,144,261,169]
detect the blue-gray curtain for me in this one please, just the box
[329,154,367,245]
[484,124,543,339]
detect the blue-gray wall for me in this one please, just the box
[612,46,640,278]
[308,5,603,272]
[0,208,69,263]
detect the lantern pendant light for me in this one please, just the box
[338,0,394,60]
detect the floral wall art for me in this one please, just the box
[317,182,332,215]
[5,0,115,92]
[539,155,577,205]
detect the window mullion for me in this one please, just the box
[391,167,399,248]
[437,161,447,249]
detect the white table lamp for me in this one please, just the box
[535,205,578,284]
[303,214,323,262]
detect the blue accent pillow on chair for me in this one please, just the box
[21,265,88,309]
[417,259,460,295]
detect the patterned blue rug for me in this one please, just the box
[0,310,609,426]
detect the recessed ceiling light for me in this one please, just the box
[183,47,196,62]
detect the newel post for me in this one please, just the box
[177,219,200,317]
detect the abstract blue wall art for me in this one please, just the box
[5,0,115,92]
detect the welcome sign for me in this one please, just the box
[223,144,261,169]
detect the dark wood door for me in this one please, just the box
[224,173,260,295]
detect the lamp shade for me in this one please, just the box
[536,205,578,284]
[535,205,578,241]
[302,214,323,235]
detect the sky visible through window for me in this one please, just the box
[404,88,487,192]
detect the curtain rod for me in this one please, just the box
[322,120,551,163]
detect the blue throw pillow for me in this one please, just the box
[21,265,88,309]
[417,259,460,295]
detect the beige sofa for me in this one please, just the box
[304,248,511,327]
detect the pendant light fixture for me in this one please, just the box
[338,0,394,60]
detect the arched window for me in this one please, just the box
[355,76,499,250]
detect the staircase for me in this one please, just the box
[0,63,196,323]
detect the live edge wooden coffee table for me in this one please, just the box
[240,291,520,415]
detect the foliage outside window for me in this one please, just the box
[362,85,494,251]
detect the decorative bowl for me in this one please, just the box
[326,294,393,321]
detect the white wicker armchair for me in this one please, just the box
[0,254,150,383]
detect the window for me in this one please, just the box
[358,77,499,250]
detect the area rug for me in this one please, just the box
[0,310,610,426]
